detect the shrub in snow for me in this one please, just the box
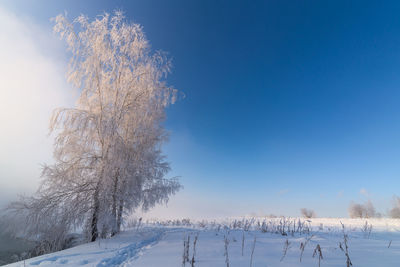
[300,208,316,218]
[389,196,400,218]
[348,200,376,218]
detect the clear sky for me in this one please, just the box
[1,0,400,218]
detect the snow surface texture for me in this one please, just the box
[6,217,400,267]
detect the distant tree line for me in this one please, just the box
[300,196,400,219]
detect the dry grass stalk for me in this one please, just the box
[312,244,323,267]
[224,235,230,267]
[182,236,186,267]
[280,239,291,262]
[182,234,190,266]
[339,223,353,267]
[299,234,314,262]
[190,233,199,267]
[241,231,245,256]
[361,221,372,238]
[250,236,256,267]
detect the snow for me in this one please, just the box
[5,217,400,267]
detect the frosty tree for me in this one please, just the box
[8,11,181,247]
[348,200,376,218]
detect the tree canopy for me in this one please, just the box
[8,11,181,250]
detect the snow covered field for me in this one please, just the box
[5,217,400,267]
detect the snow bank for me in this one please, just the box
[6,218,400,267]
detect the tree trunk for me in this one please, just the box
[116,199,124,233]
[111,172,120,237]
[90,183,100,242]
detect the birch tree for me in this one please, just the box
[8,11,181,247]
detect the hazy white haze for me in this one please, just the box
[0,5,73,207]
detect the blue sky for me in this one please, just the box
[2,0,400,218]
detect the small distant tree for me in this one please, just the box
[389,196,400,218]
[364,200,376,218]
[348,202,364,218]
[300,208,316,218]
[348,200,376,218]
